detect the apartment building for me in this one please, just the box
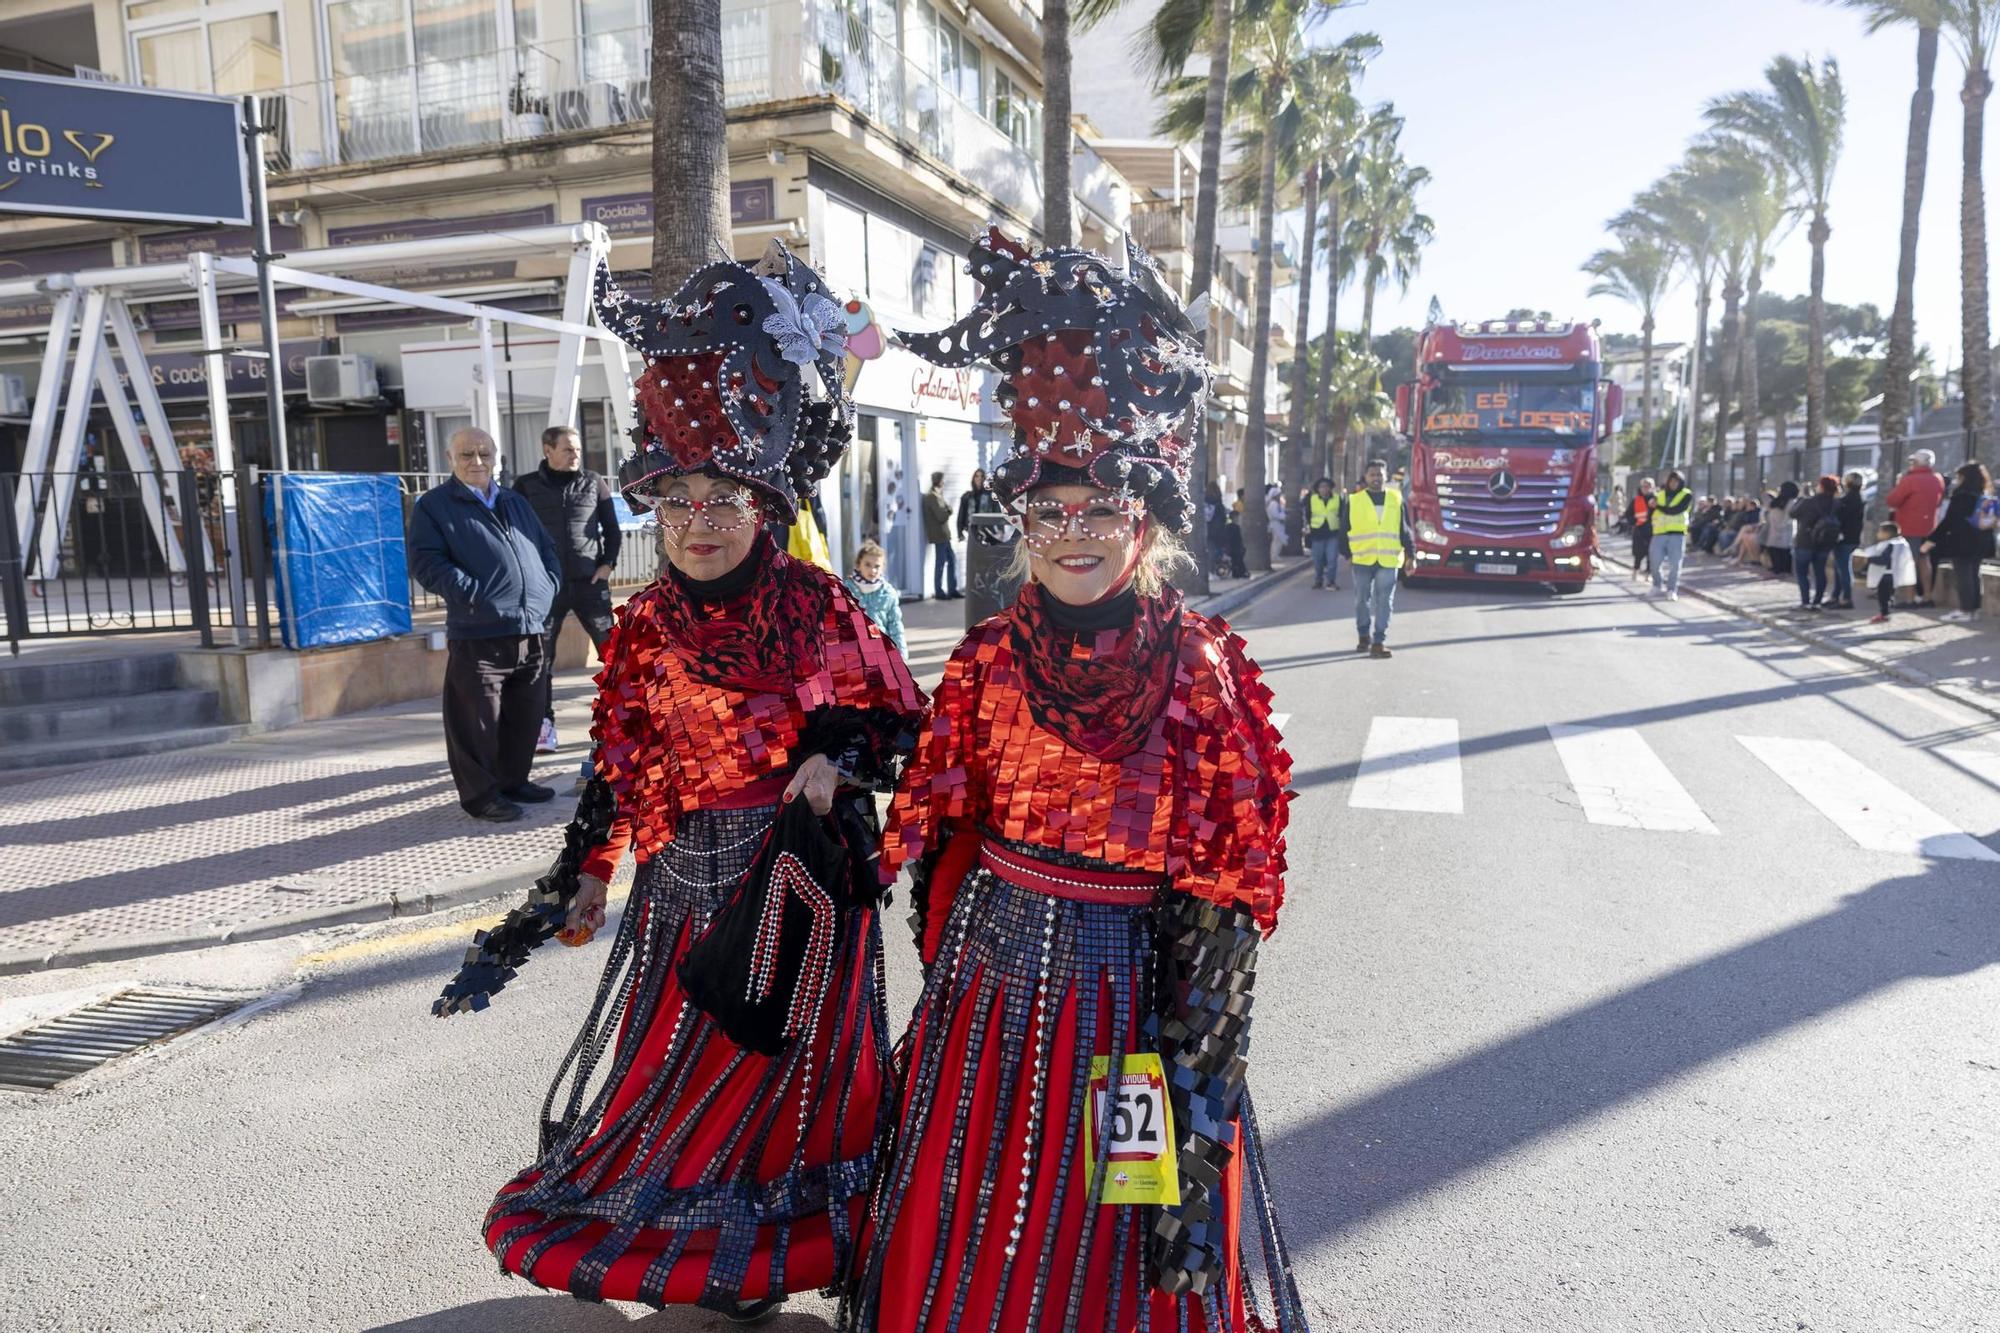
[1603,341,1688,437]
[0,0,1149,585]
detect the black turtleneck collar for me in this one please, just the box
[1043,581,1139,634]
[670,531,770,604]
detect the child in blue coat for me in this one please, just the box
[846,540,906,650]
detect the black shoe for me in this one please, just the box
[1312,578,1323,589]
[502,781,556,804]
[466,797,523,823]
[725,1298,784,1324]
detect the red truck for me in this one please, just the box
[1393,319,1622,593]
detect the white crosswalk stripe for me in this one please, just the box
[1737,736,2000,862]
[1350,717,1463,813]
[1547,726,1718,833]
[1939,744,2000,791]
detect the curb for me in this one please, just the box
[0,855,546,979]
[1192,559,1312,622]
[1603,551,2000,723]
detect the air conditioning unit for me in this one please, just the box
[305,354,378,404]
[0,373,26,416]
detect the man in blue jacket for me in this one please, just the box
[410,428,561,821]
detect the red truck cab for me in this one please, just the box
[1393,319,1621,593]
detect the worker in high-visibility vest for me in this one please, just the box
[1307,476,1342,590]
[1339,458,1412,659]
[1649,469,1694,600]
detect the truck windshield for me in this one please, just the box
[1422,378,1594,440]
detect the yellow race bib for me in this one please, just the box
[1082,1053,1180,1206]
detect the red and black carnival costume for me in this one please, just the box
[434,244,924,1313]
[844,232,1309,1333]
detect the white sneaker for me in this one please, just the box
[536,718,559,752]
[1668,591,1679,602]
[1939,610,1971,623]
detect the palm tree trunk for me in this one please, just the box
[1805,212,1830,452]
[1341,272,1377,484]
[1281,160,1320,556]
[1312,183,1341,478]
[1686,281,1709,469]
[1041,0,1073,247]
[1183,0,1235,595]
[651,0,730,284]
[1879,23,1938,472]
[1639,315,1656,455]
[1740,274,1761,459]
[1961,64,1993,440]
[1713,277,1741,462]
[1240,77,1280,572]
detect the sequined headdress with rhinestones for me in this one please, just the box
[592,241,851,522]
[896,228,1210,534]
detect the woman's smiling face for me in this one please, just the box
[1021,483,1143,606]
[654,472,761,580]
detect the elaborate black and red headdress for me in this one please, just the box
[593,241,851,522]
[897,228,1210,533]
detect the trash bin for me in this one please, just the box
[963,511,1023,626]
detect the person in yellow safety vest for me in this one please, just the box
[1649,469,1694,601]
[1338,458,1412,659]
[1307,477,1342,590]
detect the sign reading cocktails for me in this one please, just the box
[0,71,249,226]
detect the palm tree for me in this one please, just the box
[1823,2,1942,463]
[1708,55,1846,452]
[1320,332,1392,476]
[1694,137,1782,460]
[1584,231,1676,454]
[1312,105,1397,481]
[1941,2,2000,439]
[1043,0,1075,246]
[1335,134,1432,480]
[651,0,729,282]
[1733,153,1793,459]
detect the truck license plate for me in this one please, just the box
[1474,562,1514,575]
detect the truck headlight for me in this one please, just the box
[1416,520,1446,545]
[1550,525,1587,549]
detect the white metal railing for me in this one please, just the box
[269,6,1041,221]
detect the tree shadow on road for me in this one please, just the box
[1266,858,2000,1250]
[365,1294,835,1331]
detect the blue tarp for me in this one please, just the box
[264,473,413,649]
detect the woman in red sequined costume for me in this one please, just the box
[843,232,1309,1333]
[437,245,924,1321]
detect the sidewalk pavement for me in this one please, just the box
[1605,543,2000,719]
[0,558,1305,976]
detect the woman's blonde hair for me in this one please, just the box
[1005,509,1191,598]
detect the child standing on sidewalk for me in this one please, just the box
[846,539,906,650]
[1856,521,1917,624]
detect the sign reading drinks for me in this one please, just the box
[0,71,248,226]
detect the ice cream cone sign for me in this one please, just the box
[841,296,886,394]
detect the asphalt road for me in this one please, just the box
[2,570,1996,1333]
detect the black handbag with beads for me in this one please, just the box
[676,795,853,1056]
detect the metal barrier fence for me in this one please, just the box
[1608,429,1992,507]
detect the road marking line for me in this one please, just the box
[1547,726,1718,833]
[1350,717,1462,813]
[1874,681,1988,729]
[1939,744,2000,791]
[1737,737,2000,862]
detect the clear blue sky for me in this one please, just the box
[1315,0,1974,366]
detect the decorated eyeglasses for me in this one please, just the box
[1018,495,1144,548]
[656,490,756,531]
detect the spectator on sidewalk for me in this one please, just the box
[1623,477,1656,578]
[1341,457,1411,658]
[1788,475,1841,612]
[955,467,1014,549]
[1923,461,1996,623]
[845,538,906,649]
[1885,448,1946,606]
[1306,476,1342,589]
[1726,496,1765,565]
[1265,483,1287,566]
[1650,471,1693,600]
[922,472,962,599]
[409,428,561,822]
[1763,481,1798,576]
[1831,472,1866,609]
[514,426,622,755]
[1858,521,1917,624]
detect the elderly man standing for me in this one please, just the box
[1885,447,1947,606]
[409,428,561,822]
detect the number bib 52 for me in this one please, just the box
[1082,1053,1180,1206]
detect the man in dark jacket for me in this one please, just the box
[410,428,561,821]
[922,471,961,599]
[514,425,622,753]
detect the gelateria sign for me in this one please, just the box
[851,344,999,424]
[0,71,249,226]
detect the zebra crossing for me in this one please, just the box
[1330,715,1999,862]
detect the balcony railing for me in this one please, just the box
[266,6,1041,222]
[1130,198,1192,256]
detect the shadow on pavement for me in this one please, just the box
[1268,860,2000,1249]
[366,1294,836,1331]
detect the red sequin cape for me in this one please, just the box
[583,552,926,881]
[882,597,1292,952]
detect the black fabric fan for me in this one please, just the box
[677,796,853,1057]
